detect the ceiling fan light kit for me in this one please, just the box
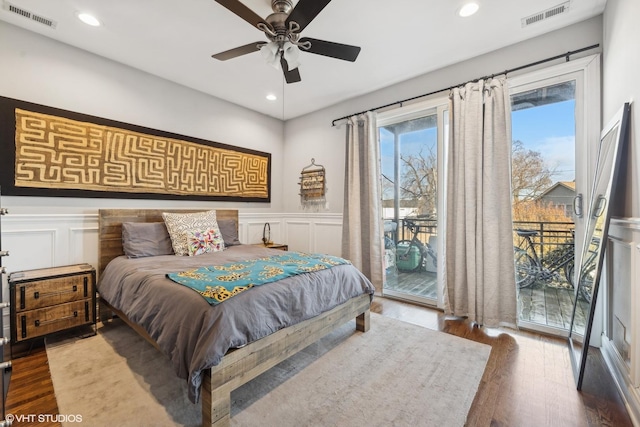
[212,0,361,83]
[261,41,301,71]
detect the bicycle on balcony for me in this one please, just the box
[573,235,600,303]
[514,228,575,289]
[395,219,437,273]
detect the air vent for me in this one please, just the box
[522,2,570,27]
[3,1,57,28]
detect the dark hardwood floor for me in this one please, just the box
[5,297,632,426]
[372,297,632,427]
[5,342,60,427]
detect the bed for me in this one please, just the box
[97,209,374,427]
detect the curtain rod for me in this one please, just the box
[331,43,600,127]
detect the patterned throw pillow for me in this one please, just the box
[162,210,223,256]
[187,228,225,256]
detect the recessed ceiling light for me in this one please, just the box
[77,12,101,27]
[266,94,277,101]
[458,2,479,17]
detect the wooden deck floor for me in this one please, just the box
[519,282,590,331]
[384,269,591,331]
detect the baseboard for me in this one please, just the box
[601,338,640,426]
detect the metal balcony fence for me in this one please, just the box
[384,218,575,261]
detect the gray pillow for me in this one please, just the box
[122,222,174,258]
[218,218,241,246]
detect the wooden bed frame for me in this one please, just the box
[97,209,371,427]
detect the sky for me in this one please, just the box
[512,100,576,183]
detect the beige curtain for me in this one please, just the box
[342,112,384,294]
[445,78,517,327]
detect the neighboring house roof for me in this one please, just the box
[538,181,576,198]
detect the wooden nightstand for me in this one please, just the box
[9,263,96,343]
[256,243,288,251]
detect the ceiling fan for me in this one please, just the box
[212,0,361,83]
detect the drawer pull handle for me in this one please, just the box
[34,285,78,299]
[35,311,78,327]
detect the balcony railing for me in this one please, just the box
[385,217,575,261]
[513,220,574,260]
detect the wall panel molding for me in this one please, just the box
[3,228,57,270]
[1,212,345,272]
[611,217,640,230]
[602,217,640,425]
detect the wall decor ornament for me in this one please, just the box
[0,96,271,202]
[298,158,326,211]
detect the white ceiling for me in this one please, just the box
[0,0,606,120]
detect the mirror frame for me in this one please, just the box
[568,102,631,388]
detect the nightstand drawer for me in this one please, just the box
[15,299,93,341]
[14,273,93,312]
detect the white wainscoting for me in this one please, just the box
[601,217,640,426]
[0,211,344,337]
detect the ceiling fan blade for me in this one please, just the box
[212,42,263,60]
[280,56,301,84]
[299,37,361,62]
[285,0,332,32]
[215,0,271,31]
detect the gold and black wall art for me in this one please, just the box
[0,96,271,202]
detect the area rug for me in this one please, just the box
[46,313,490,427]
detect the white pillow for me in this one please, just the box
[162,210,223,256]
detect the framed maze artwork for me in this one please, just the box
[0,96,271,202]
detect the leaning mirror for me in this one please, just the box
[568,102,631,388]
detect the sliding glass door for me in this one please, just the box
[377,101,448,307]
[509,56,600,336]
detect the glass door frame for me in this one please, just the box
[377,97,449,308]
[509,54,601,336]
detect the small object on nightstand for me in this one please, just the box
[262,222,272,246]
[9,263,96,344]
[264,243,288,251]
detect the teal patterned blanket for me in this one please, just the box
[166,252,350,305]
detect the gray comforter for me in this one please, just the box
[97,245,375,403]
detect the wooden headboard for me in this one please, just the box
[98,209,239,278]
